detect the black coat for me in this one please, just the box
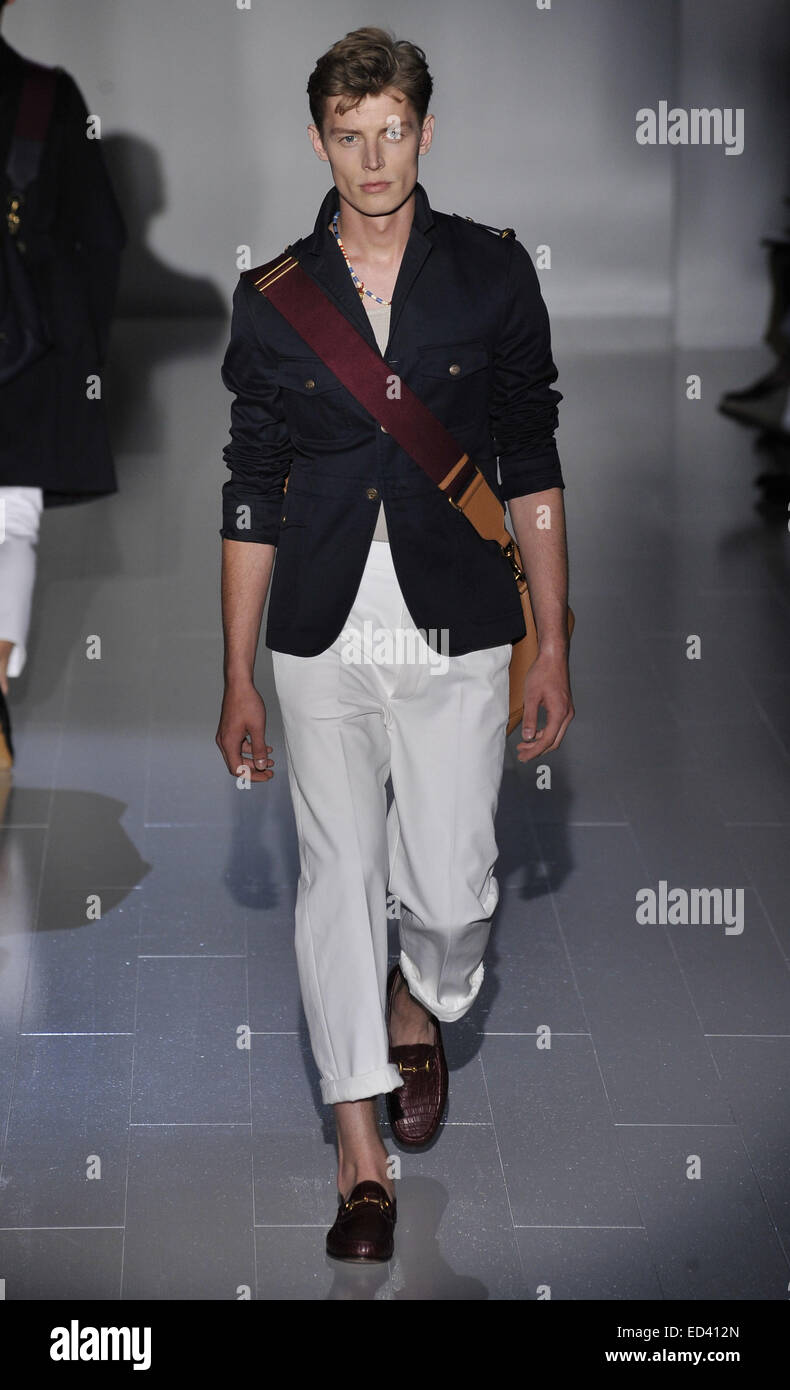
[0,36,126,505]
[220,179,564,657]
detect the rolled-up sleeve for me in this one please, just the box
[219,278,292,544]
[489,238,565,500]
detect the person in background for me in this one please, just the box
[0,0,126,768]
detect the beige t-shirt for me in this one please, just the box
[361,296,391,543]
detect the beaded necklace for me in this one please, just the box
[330,210,392,307]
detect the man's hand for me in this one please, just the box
[515,650,574,763]
[215,680,275,781]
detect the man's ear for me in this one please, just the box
[307,123,330,163]
[419,114,435,156]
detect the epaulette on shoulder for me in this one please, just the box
[452,212,516,239]
[242,244,298,289]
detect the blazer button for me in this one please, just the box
[380,423,388,434]
[366,486,379,500]
[304,378,316,389]
[449,363,461,375]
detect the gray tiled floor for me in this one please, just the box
[0,323,788,1300]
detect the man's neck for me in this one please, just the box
[335,185,416,266]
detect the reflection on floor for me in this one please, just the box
[0,320,788,1300]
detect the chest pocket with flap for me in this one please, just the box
[413,340,490,428]
[274,356,360,443]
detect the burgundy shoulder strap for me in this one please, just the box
[246,251,481,503]
[14,63,57,141]
[5,62,58,188]
[247,249,520,558]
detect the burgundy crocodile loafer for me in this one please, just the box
[385,962,448,1147]
[325,1180,397,1263]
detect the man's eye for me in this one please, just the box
[337,130,402,145]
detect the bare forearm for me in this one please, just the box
[220,537,275,685]
[508,488,569,656]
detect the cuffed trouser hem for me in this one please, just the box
[399,949,486,1023]
[320,1062,404,1106]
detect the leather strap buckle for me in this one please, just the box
[501,538,525,585]
[440,453,475,508]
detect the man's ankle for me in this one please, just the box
[338,1170,396,1203]
[337,1148,395,1200]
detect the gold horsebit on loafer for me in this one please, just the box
[343,1193,392,1213]
[397,1057,432,1073]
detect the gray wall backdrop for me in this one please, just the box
[4,0,788,346]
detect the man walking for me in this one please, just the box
[216,25,573,1263]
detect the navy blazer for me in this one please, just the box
[0,38,126,504]
[219,180,564,657]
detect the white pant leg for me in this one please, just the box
[271,542,407,1106]
[0,487,44,678]
[271,539,511,1100]
[380,552,512,1022]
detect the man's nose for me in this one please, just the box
[362,144,384,170]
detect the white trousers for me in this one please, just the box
[271,539,511,1106]
[0,486,43,678]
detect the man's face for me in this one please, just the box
[308,87,433,219]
